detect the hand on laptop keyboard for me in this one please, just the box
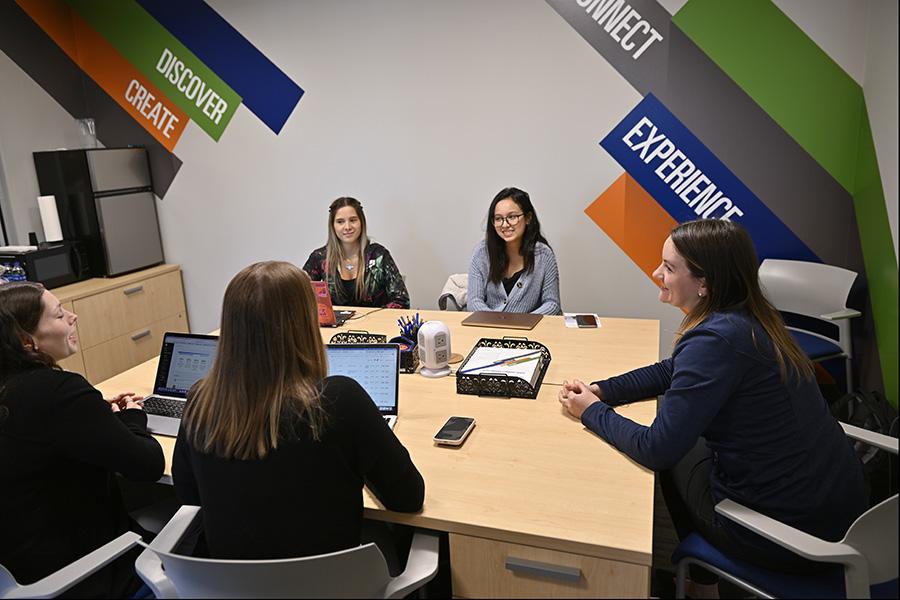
[106,392,144,412]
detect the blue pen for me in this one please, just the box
[459,351,542,375]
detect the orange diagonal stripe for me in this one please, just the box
[16,0,187,152]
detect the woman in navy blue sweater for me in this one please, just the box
[559,219,868,599]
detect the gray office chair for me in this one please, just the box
[135,505,440,599]
[758,258,860,393]
[438,273,467,311]
[673,423,899,599]
[1,532,141,599]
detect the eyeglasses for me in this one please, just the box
[493,213,523,227]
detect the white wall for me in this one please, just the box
[159,0,683,350]
[1,0,897,361]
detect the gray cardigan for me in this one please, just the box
[467,241,561,315]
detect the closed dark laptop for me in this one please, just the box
[461,310,543,330]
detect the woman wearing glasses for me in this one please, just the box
[467,187,560,315]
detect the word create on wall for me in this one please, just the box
[125,80,181,139]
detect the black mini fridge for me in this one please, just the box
[33,148,165,277]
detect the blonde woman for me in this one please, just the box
[173,262,423,563]
[303,197,409,308]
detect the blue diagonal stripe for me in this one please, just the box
[135,0,303,134]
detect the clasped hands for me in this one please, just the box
[106,392,144,412]
[558,379,603,419]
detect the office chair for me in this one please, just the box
[1,532,141,599]
[135,505,440,599]
[758,259,860,393]
[438,273,467,311]
[672,423,899,599]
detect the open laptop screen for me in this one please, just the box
[153,333,219,398]
[325,344,399,414]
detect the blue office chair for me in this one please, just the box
[672,423,898,599]
[758,259,860,393]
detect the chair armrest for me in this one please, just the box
[714,499,860,564]
[5,531,141,599]
[821,309,862,320]
[383,529,440,599]
[841,422,899,454]
[134,505,201,600]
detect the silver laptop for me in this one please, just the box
[142,332,219,436]
[326,343,400,429]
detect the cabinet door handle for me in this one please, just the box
[123,285,144,295]
[504,557,581,582]
[131,330,151,341]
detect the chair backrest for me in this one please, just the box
[438,273,468,311]
[145,542,392,599]
[758,259,857,318]
[842,494,898,586]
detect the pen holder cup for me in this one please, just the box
[389,336,419,374]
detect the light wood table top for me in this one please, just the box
[96,309,660,565]
[331,308,660,386]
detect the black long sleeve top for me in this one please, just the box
[172,375,425,559]
[0,368,165,598]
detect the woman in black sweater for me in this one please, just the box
[173,261,424,562]
[0,282,164,598]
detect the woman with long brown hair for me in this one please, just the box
[558,219,868,598]
[172,261,423,563]
[303,197,410,309]
[0,281,164,598]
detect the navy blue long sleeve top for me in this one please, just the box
[583,309,869,554]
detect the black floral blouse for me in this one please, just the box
[302,242,410,309]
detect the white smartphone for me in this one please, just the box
[433,416,476,446]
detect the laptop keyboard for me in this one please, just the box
[142,395,185,419]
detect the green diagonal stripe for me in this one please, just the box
[674,0,897,407]
[66,0,241,141]
[672,0,861,192]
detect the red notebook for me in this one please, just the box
[312,281,353,327]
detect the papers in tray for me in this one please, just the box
[457,347,543,387]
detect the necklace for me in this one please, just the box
[343,255,358,271]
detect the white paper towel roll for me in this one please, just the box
[38,195,63,242]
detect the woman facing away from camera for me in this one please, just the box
[172,261,423,569]
[0,281,164,598]
[558,219,869,599]
[303,196,410,309]
[467,187,561,315]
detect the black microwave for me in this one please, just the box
[0,241,91,289]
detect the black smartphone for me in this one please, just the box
[575,314,597,328]
[433,416,476,446]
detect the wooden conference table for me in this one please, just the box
[96,308,659,598]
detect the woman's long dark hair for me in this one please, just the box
[485,187,549,284]
[0,281,60,378]
[183,262,329,460]
[670,219,811,383]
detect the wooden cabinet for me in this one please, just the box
[450,534,649,599]
[53,265,188,384]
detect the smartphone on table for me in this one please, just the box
[434,416,476,446]
[575,314,597,328]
